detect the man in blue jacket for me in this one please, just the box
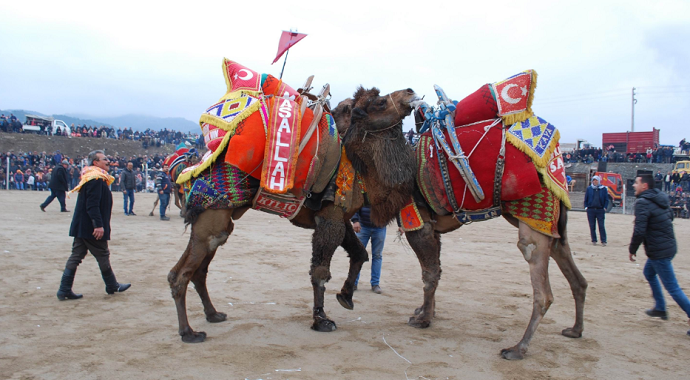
[584,175,609,246]
[56,150,131,300]
[157,164,172,221]
[630,174,690,336]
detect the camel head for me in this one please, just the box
[331,98,354,136]
[339,87,418,222]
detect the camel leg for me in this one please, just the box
[149,194,159,216]
[310,210,346,332]
[336,220,369,310]
[191,217,233,323]
[168,209,233,343]
[501,221,554,360]
[550,221,587,338]
[406,222,441,328]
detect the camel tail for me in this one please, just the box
[557,201,568,244]
[184,205,206,226]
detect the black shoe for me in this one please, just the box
[129,212,136,216]
[353,284,358,291]
[57,268,83,301]
[102,268,131,295]
[61,209,70,213]
[646,309,668,320]
[160,216,170,221]
[40,205,45,212]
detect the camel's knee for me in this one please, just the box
[517,238,537,262]
[421,269,441,291]
[168,270,191,298]
[311,266,331,286]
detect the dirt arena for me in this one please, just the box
[1,191,688,379]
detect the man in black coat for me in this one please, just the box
[629,174,690,336]
[121,162,137,215]
[40,159,70,212]
[57,150,131,300]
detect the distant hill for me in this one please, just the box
[1,109,197,133]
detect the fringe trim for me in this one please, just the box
[176,103,263,185]
[500,70,538,125]
[536,166,572,210]
[506,128,560,169]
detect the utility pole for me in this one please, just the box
[631,87,637,132]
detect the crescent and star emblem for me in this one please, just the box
[500,84,522,104]
[236,69,254,81]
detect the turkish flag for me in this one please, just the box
[272,31,307,64]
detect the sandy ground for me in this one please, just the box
[1,190,689,380]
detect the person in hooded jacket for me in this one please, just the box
[584,175,609,246]
[629,174,690,336]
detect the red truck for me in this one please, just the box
[602,128,659,154]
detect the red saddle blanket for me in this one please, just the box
[416,120,542,214]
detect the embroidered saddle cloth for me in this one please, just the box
[177,59,341,207]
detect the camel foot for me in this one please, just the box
[311,318,337,332]
[500,346,525,360]
[336,293,354,310]
[414,306,423,315]
[206,312,227,323]
[408,315,431,328]
[561,327,583,338]
[149,212,154,216]
[180,331,207,343]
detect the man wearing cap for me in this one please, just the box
[40,159,70,212]
[584,175,608,246]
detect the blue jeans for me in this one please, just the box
[159,192,170,217]
[41,189,66,211]
[644,258,690,318]
[586,208,606,243]
[123,189,135,214]
[355,225,386,286]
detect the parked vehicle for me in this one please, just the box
[602,128,659,154]
[593,171,624,213]
[673,160,690,175]
[22,115,70,135]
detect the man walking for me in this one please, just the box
[584,175,608,246]
[121,162,136,215]
[157,164,172,221]
[40,159,70,212]
[56,150,131,300]
[351,206,386,294]
[629,174,690,336]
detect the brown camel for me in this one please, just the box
[168,87,419,343]
[334,97,587,360]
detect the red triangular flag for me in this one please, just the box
[272,31,307,64]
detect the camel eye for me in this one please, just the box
[376,99,387,106]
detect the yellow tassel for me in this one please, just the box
[506,128,560,168]
[536,166,572,210]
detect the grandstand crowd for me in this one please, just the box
[0,150,178,192]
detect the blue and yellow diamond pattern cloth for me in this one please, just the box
[507,116,557,162]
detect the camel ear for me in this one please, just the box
[351,107,368,121]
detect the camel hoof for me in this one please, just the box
[206,312,227,323]
[336,293,354,310]
[181,331,207,343]
[561,327,582,338]
[500,347,524,360]
[408,316,431,328]
[311,319,337,332]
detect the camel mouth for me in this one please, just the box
[409,96,425,109]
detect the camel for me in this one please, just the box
[334,88,587,359]
[167,86,419,343]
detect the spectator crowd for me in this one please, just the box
[563,146,679,164]
[1,150,178,194]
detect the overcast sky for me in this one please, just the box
[1,0,688,147]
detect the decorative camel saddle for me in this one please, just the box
[176,59,342,218]
[400,70,571,237]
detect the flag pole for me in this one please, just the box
[279,48,289,80]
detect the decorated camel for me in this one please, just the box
[167,58,419,343]
[149,144,198,217]
[336,71,587,360]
